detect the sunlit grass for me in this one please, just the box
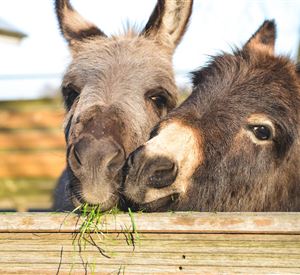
[128,207,140,243]
[72,203,139,245]
[69,203,140,272]
[0,97,62,111]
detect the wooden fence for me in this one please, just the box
[0,99,65,210]
[0,212,299,274]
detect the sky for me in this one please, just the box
[0,0,299,100]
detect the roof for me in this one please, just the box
[0,18,27,39]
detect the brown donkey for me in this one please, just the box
[53,0,193,211]
[124,20,300,212]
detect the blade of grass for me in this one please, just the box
[128,207,140,243]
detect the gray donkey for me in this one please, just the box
[53,0,193,211]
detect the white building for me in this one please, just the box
[0,18,27,44]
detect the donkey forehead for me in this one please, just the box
[63,36,175,93]
[192,54,300,115]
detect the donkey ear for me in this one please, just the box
[55,0,106,49]
[243,20,276,55]
[142,0,193,52]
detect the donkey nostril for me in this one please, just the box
[126,152,135,169]
[73,145,82,166]
[126,145,145,169]
[107,146,125,175]
[147,157,178,189]
[72,138,90,166]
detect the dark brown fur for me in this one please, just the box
[124,20,300,212]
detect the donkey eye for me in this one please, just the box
[150,95,167,110]
[62,84,80,110]
[249,125,272,141]
[146,88,172,117]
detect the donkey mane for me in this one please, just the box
[192,50,297,89]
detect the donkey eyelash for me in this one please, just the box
[62,83,80,95]
[150,95,167,108]
[145,88,172,109]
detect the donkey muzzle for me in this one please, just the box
[66,104,127,208]
[123,145,178,206]
[70,136,125,179]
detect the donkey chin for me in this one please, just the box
[67,166,121,211]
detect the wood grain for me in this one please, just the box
[0,213,299,274]
[0,263,298,275]
[0,212,300,233]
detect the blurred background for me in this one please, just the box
[0,0,299,211]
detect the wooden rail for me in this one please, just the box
[0,99,65,211]
[0,105,65,179]
[0,212,299,274]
